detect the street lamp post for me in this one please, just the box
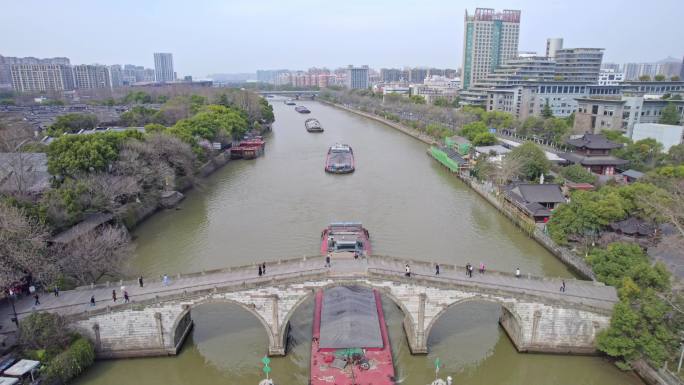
[8,290,19,327]
[678,335,684,373]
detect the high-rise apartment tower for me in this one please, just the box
[461,8,521,90]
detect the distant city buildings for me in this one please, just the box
[345,65,369,89]
[598,68,624,86]
[545,38,563,58]
[153,53,175,83]
[613,58,682,81]
[461,8,521,90]
[9,63,74,93]
[73,64,111,90]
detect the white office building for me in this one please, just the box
[345,65,369,89]
[598,69,624,86]
[153,53,175,83]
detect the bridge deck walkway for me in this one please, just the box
[0,255,616,334]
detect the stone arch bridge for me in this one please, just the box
[18,256,617,359]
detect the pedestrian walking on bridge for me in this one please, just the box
[325,254,331,268]
[90,295,96,306]
[138,276,144,288]
[33,293,40,306]
[435,263,440,275]
[560,280,566,292]
[262,262,266,275]
[405,264,411,278]
[112,289,117,302]
[515,268,521,278]
[53,286,59,297]
[124,291,130,303]
[258,265,263,276]
[163,274,169,286]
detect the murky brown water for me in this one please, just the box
[74,100,642,385]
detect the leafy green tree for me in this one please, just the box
[603,130,632,145]
[122,91,153,104]
[484,111,514,129]
[171,105,249,143]
[672,76,681,81]
[542,117,570,143]
[259,97,275,123]
[119,106,162,126]
[614,138,664,171]
[47,130,143,176]
[409,95,426,104]
[665,143,684,165]
[654,74,666,81]
[48,114,99,136]
[587,242,650,286]
[659,102,681,125]
[471,132,497,146]
[0,98,15,105]
[460,121,488,141]
[507,142,550,181]
[541,101,553,118]
[144,123,166,134]
[639,75,651,81]
[559,164,597,184]
[433,98,450,107]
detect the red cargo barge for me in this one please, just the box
[230,137,265,159]
[320,222,371,257]
[310,286,395,385]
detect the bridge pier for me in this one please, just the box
[268,294,286,356]
[404,293,428,354]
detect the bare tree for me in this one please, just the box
[493,155,524,186]
[57,225,132,285]
[0,202,56,289]
[115,133,196,193]
[79,173,141,215]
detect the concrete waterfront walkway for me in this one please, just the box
[0,255,617,335]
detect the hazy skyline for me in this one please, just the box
[2,0,683,78]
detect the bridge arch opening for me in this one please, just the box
[170,299,276,361]
[424,298,524,361]
[277,282,415,355]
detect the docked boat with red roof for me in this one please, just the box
[230,136,265,159]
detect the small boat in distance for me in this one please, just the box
[320,222,371,257]
[325,143,354,173]
[284,99,296,105]
[305,118,324,133]
[295,105,311,113]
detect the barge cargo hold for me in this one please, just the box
[295,105,311,113]
[305,118,324,133]
[325,143,354,173]
[310,286,395,385]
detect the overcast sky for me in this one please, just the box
[1,0,683,77]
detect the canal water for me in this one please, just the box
[74,100,642,385]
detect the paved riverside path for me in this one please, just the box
[0,255,617,334]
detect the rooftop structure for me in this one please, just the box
[559,134,627,175]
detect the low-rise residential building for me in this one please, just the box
[409,75,460,104]
[559,134,627,175]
